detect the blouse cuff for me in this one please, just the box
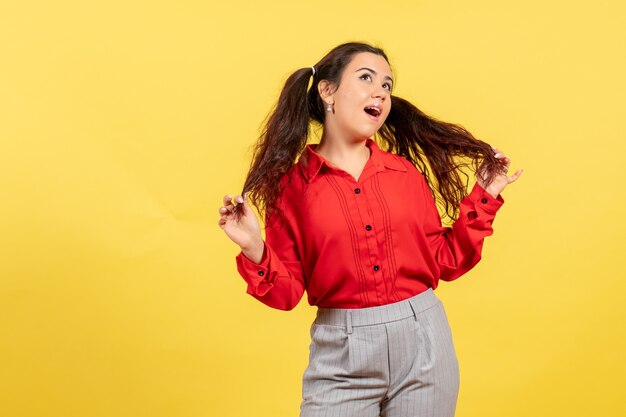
[235,243,271,287]
[467,182,504,215]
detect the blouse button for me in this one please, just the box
[481,198,488,204]
[354,188,361,194]
[365,225,372,231]
[373,265,380,271]
[258,270,265,276]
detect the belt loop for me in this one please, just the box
[408,297,418,321]
[346,311,353,334]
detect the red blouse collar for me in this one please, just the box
[298,138,407,183]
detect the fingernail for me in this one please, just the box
[494,153,502,158]
[237,196,243,203]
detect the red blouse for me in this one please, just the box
[235,138,504,310]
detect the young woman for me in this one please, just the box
[218,42,522,417]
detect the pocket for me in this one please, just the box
[429,302,460,387]
[303,324,350,384]
[433,301,457,351]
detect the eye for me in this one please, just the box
[359,73,372,82]
[383,82,392,91]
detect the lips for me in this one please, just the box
[364,104,382,120]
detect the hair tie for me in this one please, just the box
[310,66,316,76]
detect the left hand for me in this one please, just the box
[477,147,523,198]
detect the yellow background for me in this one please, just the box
[1,1,624,416]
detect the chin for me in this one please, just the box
[343,122,383,141]
[353,125,380,139]
[350,133,375,142]
[361,128,381,139]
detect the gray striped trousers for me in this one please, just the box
[300,288,460,417]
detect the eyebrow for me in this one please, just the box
[355,67,394,83]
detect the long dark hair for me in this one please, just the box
[237,42,504,223]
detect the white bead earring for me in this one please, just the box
[325,103,334,113]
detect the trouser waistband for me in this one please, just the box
[314,288,439,333]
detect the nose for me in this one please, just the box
[371,85,388,100]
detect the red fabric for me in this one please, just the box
[236,139,504,310]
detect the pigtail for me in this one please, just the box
[237,67,315,222]
[379,95,504,221]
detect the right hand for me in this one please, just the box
[218,193,265,262]
[477,147,523,198]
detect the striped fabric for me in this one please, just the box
[300,289,460,417]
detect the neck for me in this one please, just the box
[316,133,370,162]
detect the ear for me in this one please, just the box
[317,80,336,105]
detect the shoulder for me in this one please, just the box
[383,152,433,195]
[391,153,413,169]
[264,165,302,226]
[384,151,423,178]
[281,162,307,190]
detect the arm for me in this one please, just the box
[419,146,521,281]
[233,202,306,311]
[420,175,504,281]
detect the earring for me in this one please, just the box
[325,103,334,113]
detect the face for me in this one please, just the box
[322,52,393,140]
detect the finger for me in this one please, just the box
[219,204,235,214]
[507,169,523,183]
[223,194,233,206]
[233,194,245,206]
[232,193,250,214]
[496,155,510,170]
